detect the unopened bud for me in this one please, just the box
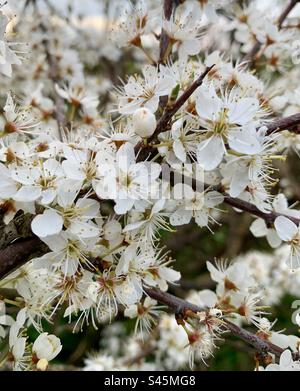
[36,358,48,371]
[132,108,156,138]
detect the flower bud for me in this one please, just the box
[32,333,62,362]
[36,358,48,371]
[132,108,156,138]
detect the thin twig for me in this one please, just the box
[135,65,214,160]
[264,112,300,135]
[144,287,298,360]
[159,0,175,64]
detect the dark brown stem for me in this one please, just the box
[264,112,300,135]
[152,65,214,141]
[222,190,300,225]
[159,0,175,64]
[0,237,47,280]
[278,0,300,28]
[135,65,214,160]
[155,65,214,138]
[145,287,298,360]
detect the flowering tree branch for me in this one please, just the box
[135,65,214,160]
[2,0,300,371]
[150,65,215,140]
[244,0,300,63]
[264,112,300,135]
[2,175,300,280]
[221,190,300,225]
[144,287,298,360]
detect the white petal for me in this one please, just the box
[197,136,225,171]
[170,208,192,226]
[173,140,186,162]
[31,210,63,238]
[274,216,298,241]
[250,218,267,237]
[13,186,41,202]
[266,229,281,248]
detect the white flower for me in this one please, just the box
[132,107,156,138]
[263,350,300,371]
[195,85,262,170]
[170,184,223,228]
[187,327,215,369]
[117,64,175,114]
[95,143,161,214]
[274,216,300,269]
[123,199,171,244]
[34,231,98,276]
[11,158,64,204]
[0,12,22,77]
[158,118,200,165]
[206,260,254,297]
[251,194,300,248]
[0,92,37,136]
[31,209,64,238]
[55,79,98,110]
[112,1,152,48]
[62,145,98,182]
[221,127,278,198]
[31,180,100,239]
[124,297,163,337]
[84,354,119,371]
[163,2,202,60]
[0,162,18,199]
[32,333,62,362]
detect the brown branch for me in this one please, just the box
[0,212,34,251]
[159,0,175,64]
[222,190,300,225]
[244,0,300,63]
[0,237,47,280]
[152,65,214,141]
[278,0,300,28]
[135,65,214,160]
[145,287,298,360]
[264,112,300,135]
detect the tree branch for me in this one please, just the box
[152,65,214,141]
[0,237,47,280]
[278,0,300,28]
[145,287,298,360]
[159,0,175,64]
[221,190,300,225]
[264,112,300,135]
[135,65,214,160]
